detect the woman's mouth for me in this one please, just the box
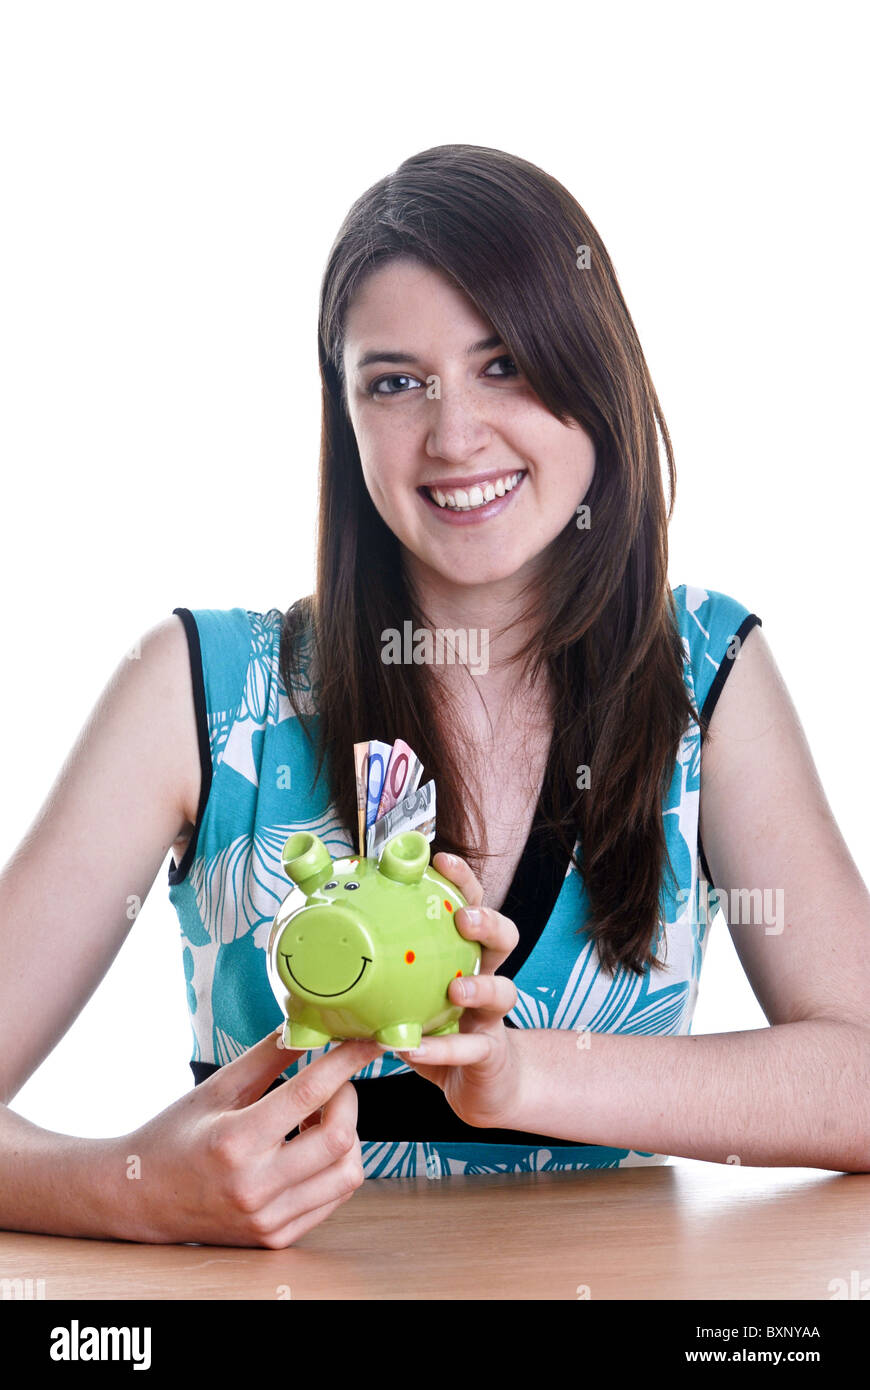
[417,470,527,524]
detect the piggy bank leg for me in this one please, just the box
[375,1022,423,1049]
[284,1020,332,1048]
[429,1020,460,1035]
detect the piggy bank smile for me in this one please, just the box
[275,903,376,1003]
[281,952,372,998]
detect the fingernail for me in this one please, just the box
[462,908,481,926]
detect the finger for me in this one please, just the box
[254,1187,358,1250]
[222,1078,359,1234]
[254,1037,382,1139]
[432,852,484,909]
[269,1078,361,1189]
[199,1025,315,1110]
[255,1129,366,1242]
[448,972,518,1017]
[237,1078,361,1224]
[371,972,516,1063]
[453,904,520,973]
[284,1079,360,1174]
[395,1031,496,1067]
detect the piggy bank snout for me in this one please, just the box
[276,904,373,1001]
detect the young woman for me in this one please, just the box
[2,145,868,1250]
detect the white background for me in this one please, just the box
[1,1,866,1142]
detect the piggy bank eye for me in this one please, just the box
[322,880,338,890]
[345,880,360,890]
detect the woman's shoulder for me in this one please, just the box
[174,601,320,714]
[172,604,285,644]
[171,604,286,696]
[669,582,763,719]
[169,606,309,736]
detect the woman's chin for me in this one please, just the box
[407,549,526,591]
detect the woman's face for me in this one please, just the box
[341,257,596,594]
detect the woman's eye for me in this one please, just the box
[367,357,518,397]
[484,355,519,377]
[368,373,420,397]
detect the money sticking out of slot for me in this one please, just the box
[353,738,435,860]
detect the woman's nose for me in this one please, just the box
[425,387,493,463]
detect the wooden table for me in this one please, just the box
[2,1157,868,1301]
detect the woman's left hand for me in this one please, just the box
[381,851,522,1129]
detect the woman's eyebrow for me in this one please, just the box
[355,334,503,371]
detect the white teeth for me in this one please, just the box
[426,471,524,511]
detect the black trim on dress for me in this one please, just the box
[697,613,762,887]
[167,607,213,887]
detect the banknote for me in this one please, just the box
[354,738,434,858]
[364,740,394,832]
[353,741,370,859]
[366,779,436,858]
[376,738,423,819]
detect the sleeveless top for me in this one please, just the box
[167,585,761,1178]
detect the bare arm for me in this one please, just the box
[0,616,380,1245]
[505,1016,869,1170]
[0,616,198,1236]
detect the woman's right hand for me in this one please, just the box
[111,1031,383,1248]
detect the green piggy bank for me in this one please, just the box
[267,829,481,1050]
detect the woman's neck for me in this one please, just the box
[402,553,548,711]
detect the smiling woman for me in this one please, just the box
[170,145,763,1176]
[153,145,870,1186]
[3,143,866,1258]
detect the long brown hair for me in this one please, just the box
[280,143,701,978]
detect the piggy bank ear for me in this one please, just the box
[281,832,333,892]
[378,831,430,885]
